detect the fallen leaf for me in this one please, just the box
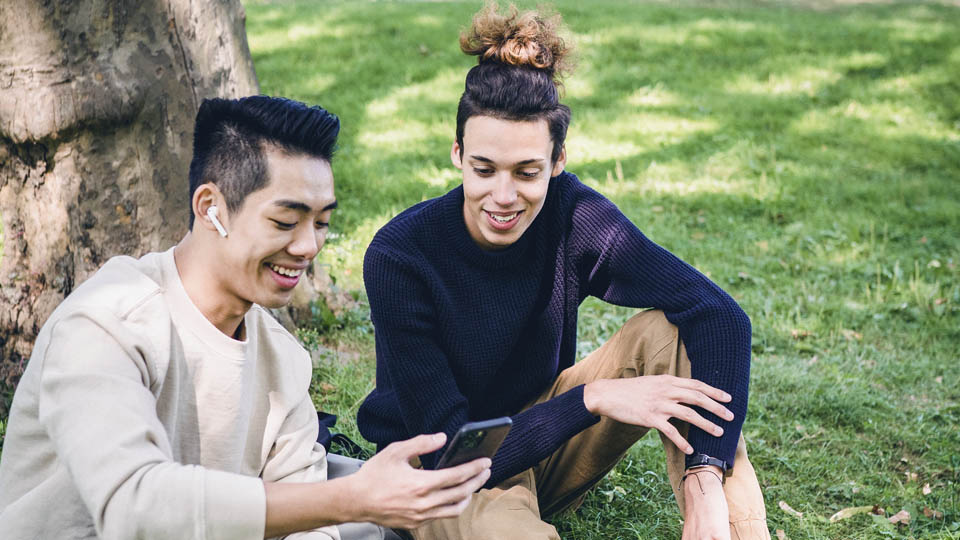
[935,376,943,384]
[920,236,927,244]
[923,507,943,519]
[779,500,803,518]
[807,355,819,365]
[775,530,788,540]
[841,329,863,341]
[922,483,932,495]
[791,329,812,339]
[829,505,875,523]
[319,382,336,393]
[889,510,910,525]
[871,505,885,515]
[905,471,918,482]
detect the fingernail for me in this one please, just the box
[715,427,724,436]
[434,433,445,443]
[723,392,732,400]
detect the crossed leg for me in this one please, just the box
[410,311,769,540]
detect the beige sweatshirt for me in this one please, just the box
[0,248,339,540]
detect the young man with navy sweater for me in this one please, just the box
[356,5,771,540]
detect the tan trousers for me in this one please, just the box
[410,311,770,540]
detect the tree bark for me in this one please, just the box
[0,0,259,411]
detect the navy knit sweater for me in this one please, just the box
[357,171,751,486]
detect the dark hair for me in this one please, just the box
[456,3,573,164]
[187,96,340,228]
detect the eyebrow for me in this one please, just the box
[468,155,545,166]
[273,199,338,212]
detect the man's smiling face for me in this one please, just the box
[213,146,336,309]
[452,115,565,250]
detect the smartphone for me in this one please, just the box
[435,417,512,469]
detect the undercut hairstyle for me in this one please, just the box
[456,2,573,164]
[187,96,340,228]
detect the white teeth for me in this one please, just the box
[269,264,303,278]
[490,212,518,223]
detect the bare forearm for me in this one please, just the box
[264,476,363,538]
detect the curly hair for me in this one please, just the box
[455,2,575,164]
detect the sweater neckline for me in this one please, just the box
[442,185,538,269]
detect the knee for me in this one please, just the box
[619,310,676,344]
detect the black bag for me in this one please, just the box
[316,411,371,460]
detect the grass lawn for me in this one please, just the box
[245,1,960,538]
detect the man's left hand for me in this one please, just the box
[682,466,730,540]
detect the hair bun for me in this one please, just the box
[460,2,572,80]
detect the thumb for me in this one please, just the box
[387,433,447,460]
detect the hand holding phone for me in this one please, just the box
[435,417,512,469]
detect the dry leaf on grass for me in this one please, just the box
[888,510,910,525]
[778,501,803,518]
[923,507,943,519]
[922,483,932,495]
[829,505,875,523]
[775,529,788,540]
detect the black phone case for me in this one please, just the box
[436,417,512,469]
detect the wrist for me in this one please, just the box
[682,465,724,495]
[331,474,369,523]
[582,380,605,416]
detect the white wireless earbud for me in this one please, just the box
[207,205,228,238]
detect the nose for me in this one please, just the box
[491,173,517,207]
[288,224,324,260]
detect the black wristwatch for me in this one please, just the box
[685,453,731,476]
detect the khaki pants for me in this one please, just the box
[410,311,770,540]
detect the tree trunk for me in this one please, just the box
[0,0,258,412]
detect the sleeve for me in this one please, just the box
[36,310,266,540]
[362,247,471,462]
[260,373,340,540]
[362,247,599,486]
[572,190,752,467]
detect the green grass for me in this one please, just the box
[243,0,960,537]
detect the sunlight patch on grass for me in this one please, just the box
[587,160,754,199]
[358,121,439,151]
[571,113,718,162]
[625,83,681,107]
[835,101,942,138]
[413,14,443,27]
[790,100,946,140]
[364,70,462,117]
[727,65,842,96]
[882,17,949,42]
[305,73,336,94]
[838,51,887,71]
[565,76,596,100]
[414,165,460,189]
[689,17,759,33]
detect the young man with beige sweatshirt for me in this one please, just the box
[0,96,490,540]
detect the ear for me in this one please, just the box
[192,183,228,234]
[450,140,464,170]
[551,145,567,177]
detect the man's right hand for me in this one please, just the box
[582,375,733,454]
[345,433,491,530]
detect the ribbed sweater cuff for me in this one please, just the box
[687,426,740,468]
